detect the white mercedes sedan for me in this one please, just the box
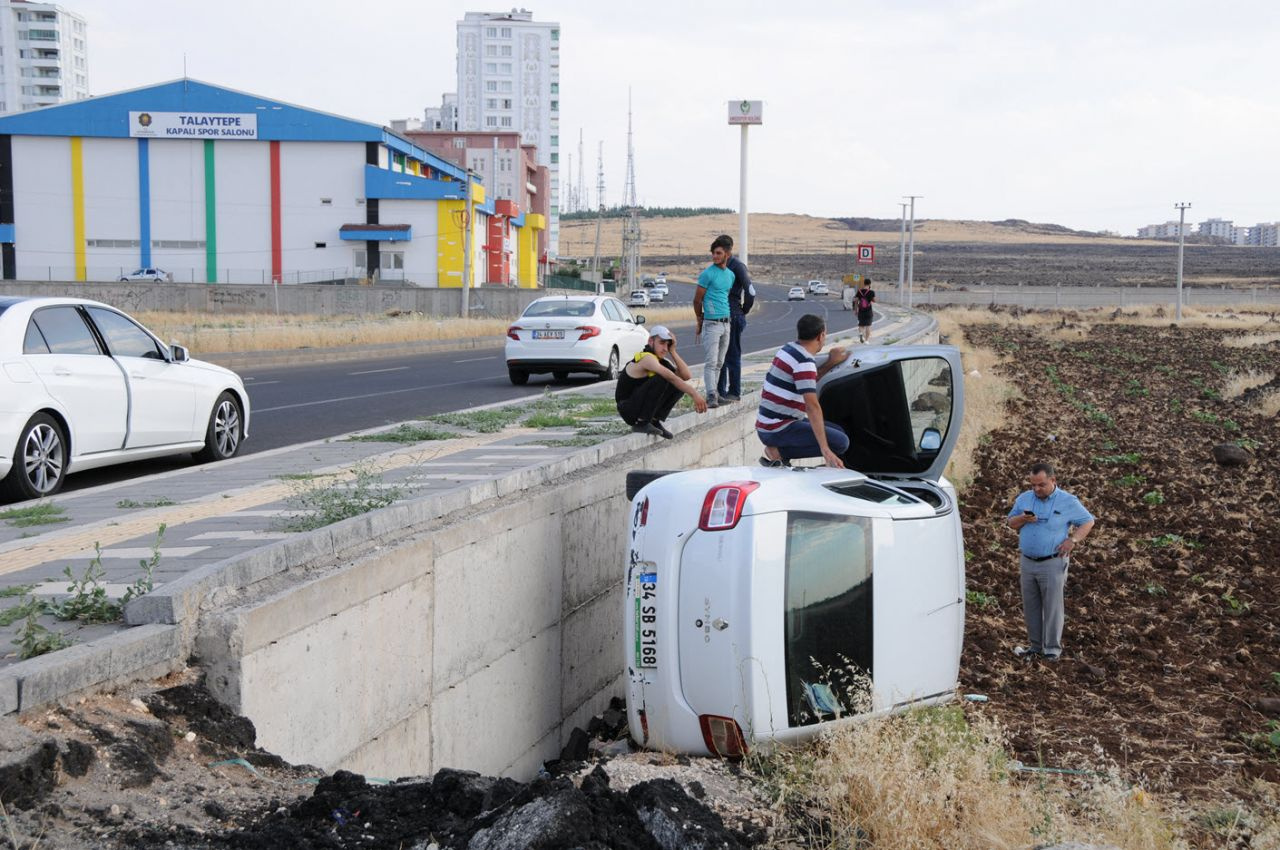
[623,345,965,756]
[0,297,250,502]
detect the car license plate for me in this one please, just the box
[532,330,564,340]
[635,571,658,669]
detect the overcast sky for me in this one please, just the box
[73,0,1280,235]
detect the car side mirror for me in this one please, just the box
[170,343,190,363]
[635,315,645,324]
[920,427,942,451]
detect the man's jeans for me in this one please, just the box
[717,313,747,398]
[701,320,731,398]
[757,419,850,461]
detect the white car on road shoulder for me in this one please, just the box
[624,345,965,756]
[0,296,249,501]
[505,295,649,385]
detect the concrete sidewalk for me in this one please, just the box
[0,307,928,672]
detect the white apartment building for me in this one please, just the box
[456,9,560,256]
[1198,218,1234,240]
[424,92,458,131]
[1137,221,1192,239]
[1249,223,1280,247]
[0,0,88,114]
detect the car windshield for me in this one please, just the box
[522,300,596,318]
[784,512,873,728]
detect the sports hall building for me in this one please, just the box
[0,79,545,287]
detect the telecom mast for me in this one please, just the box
[591,142,605,290]
[621,89,642,293]
[578,130,587,212]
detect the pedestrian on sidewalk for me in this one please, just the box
[855,278,876,343]
[756,314,850,468]
[714,235,756,404]
[693,237,735,408]
[616,325,707,439]
[1005,462,1096,662]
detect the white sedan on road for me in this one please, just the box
[787,286,806,301]
[119,268,172,282]
[0,296,250,502]
[505,295,650,385]
[624,346,965,756]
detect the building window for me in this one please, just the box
[550,153,558,164]
[485,45,496,57]
[550,83,559,94]
[380,251,404,270]
[315,242,327,249]
[485,26,496,37]
[550,135,558,146]
[485,80,497,92]
[501,98,512,109]
[486,98,498,109]
[453,138,466,148]
[499,80,512,92]
[73,38,84,51]
[500,45,511,56]
[501,26,511,37]
[27,29,58,41]
[320,198,333,205]
[550,100,559,111]
[551,28,559,40]
[500,63,512,73]
[500,117,512,127]
[485,116,497,127]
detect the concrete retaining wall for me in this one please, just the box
[0,280,552,318]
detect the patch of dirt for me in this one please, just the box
[956,316,1280,807]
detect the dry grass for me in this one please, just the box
[1224,331,1280,348]
[1223,370,1276,400]
[1256,389,1280,418]
[755,709,1192,850]
[136,306,695,354]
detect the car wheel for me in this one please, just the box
[552,370,569,383]
[194,392,243,462]
[2,413,67,501]
[598,348,620,382]
[509,369,529,386]
[626,469,677,501]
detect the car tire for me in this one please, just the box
[193,392,243,463]
[1,413,67,501]
[626,469,677,501]
[598,348,620,382]
[509,369,529,386]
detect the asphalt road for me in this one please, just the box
[61,281,863,490]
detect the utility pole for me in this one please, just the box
[1175,201,1191,321]
[728,100,762,265]
[591,142,605,293]
[461,171,474,318]
[897,202,908,305]
[904,195,922,308]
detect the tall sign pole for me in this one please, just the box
[904,195,922,308]
[1175,201,1191,321]
[896,202,908,305]
[728,100,762,264]
[462,171,474,319]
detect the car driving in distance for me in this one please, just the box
[0,296,249,501]
[628,289,651,308]
[648,286,666,302]
[505,295,649,385]
[119,268,172,282]
[808,280,829,296]
[624,345,965,756]
[787,286,806,301]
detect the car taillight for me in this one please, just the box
[699,481,759,531]
[506,325,522,341]
[699,714,747,758]
[575,325,601,340]
[635,496,649,527]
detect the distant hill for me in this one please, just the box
[833,217,1105,238]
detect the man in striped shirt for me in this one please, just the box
[757,314,851,468]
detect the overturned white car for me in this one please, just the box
[623,345,965,755]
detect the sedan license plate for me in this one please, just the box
[532,330,565,340]
[634,571,658,668]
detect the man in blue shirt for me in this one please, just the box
[1005,462,1096,661]
[712,235,756,403]
[693,237,735,407]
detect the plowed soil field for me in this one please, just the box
[955,313,1280,807]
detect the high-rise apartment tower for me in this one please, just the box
[0,0,88,114]
[456,9,560,256]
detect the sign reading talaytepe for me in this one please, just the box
[128,111,258,140]
[727,100,762,125]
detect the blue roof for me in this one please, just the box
[0,79,466,179]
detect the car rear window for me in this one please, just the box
[523,300,595,318]
[784,512,873,728]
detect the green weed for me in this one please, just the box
[115,497,176,509]
[523,413,581,428]
[1209,360,1230,375]
[965,590,996,609]
[428,407,523,433]
[1143,583,1167,596]
[1242,721,1280,756]
[14,609,74,659]
[1220,593,1250,612]
[0,502,69,527]
[1093,452,1142,465]
[1148,533,1202,549]
[283,466,408,531]
[348,424,458,443]
[1124,379,1150,397]
[1190,410,1220,425]
[46,547,122,624]
[0,584,35,598]
[1236,437,1261,450]
[1142,491,1165,505]
[122,524,165,605]
[0,596,43,627]
[1115,473,1147,487]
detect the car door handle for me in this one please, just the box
[130,373,147,379]
[53,367,71,376]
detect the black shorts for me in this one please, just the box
[857,310,873,327]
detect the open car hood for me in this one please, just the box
[816,344,964,482]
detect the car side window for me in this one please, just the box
[612,300,636,323]
[23,321,51,354]
[30,307,102,355]
[601,300,622,322]
[85,307,165,359]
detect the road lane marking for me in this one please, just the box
[349,366,410,375]
[455,356,497,363]
[252,375,491,413]
[245,380,280,386]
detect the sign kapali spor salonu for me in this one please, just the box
[129,111,258,140]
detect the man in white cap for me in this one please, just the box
[615,325,708,438]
